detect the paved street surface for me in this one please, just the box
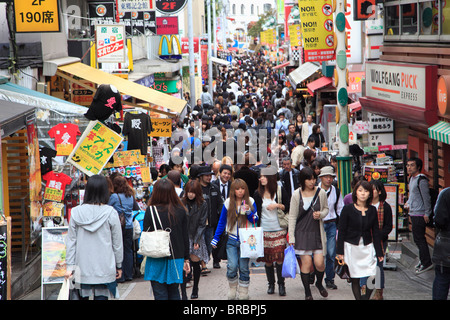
[118,242,433,301]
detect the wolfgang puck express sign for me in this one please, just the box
[155,0,187,14]
[365,61,437,109]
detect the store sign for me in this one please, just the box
[365,62,430,109]
[156,17,179,35]
[14,0,60,33]
[151,80,180,93]
[368,112,394,133]
[298,0,335,62]
[158,35,182,59]
[180,37,199,53]
[155,0,188,14]
[67,121,123,176]
[348,71,365,93]
[150,118,172,137]
[354,0,376,20]
[117,0,154,11]
[288,24,302,47]
[437,75,450,115]
[96,24,126,63]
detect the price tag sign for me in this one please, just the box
[14,0,60,33]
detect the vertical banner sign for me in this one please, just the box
[14,0,60,33]
[67,121,123,177]
[289,24,302,46]
[298,0,335,62]
[200,38,209,81]
[96,24,126,63]
[27,122,42,202]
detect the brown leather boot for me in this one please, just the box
[371,289,384,300]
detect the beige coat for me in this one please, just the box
[288,187,329,256]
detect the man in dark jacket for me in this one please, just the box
[198,165,224,270]
[279,157,300,201]
[432,187,450,300]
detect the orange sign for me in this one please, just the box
[437,75,450,115]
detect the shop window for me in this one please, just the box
[401,3,418,35]
[386,5,400,35]
[420,1,438,34]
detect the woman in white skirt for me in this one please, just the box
[337,180,384,300]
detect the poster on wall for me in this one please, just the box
[0,219,10,300]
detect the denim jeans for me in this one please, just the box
[150,281,181,300]
[226,236,250,285]
[205,225,220,263]
[324,221,337,282]
[411,216,432,266]
[433,265,450,300]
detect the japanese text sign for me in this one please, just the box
[298,0,335,62]
[14,0,60,33]
[117,0,154,11]
[96,24,126,63]
[150,118,172,137]
[67,121,123,176]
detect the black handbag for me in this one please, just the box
[334,257,350,280]
[432,230,450,267]
[215,234,228,260]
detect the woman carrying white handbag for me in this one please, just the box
[142,179,190,300]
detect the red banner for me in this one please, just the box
[97,39,125,58]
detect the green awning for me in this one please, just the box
[428,121,450,144]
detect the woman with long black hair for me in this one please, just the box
[142,179,190,300]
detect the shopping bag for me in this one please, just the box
[282,245,297,278]
[239,224,264,259]
[57,278,70,300]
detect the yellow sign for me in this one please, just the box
[288,24,302,47]
[14,0,60,33]
[140,166,151,183]
[298,0,335,62]
[105,149,146,168]
[150,118,172,137]
[67,121,123,176]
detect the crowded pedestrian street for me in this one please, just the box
[0,0,449,308]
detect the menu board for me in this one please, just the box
[41,227,68,284]
[0,219,10,300]
[384,184,399,241]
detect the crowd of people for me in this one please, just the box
[64,52,450,301]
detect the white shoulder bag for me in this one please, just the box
[138,206,172,258]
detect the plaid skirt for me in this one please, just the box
[256,230,288,264]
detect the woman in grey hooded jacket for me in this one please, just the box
[65,174,124,300]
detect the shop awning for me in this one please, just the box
[349,101,362,113]
[210,56,230,66]
[272,61,291,70]
[287,62,320,87]
[0,99,35,138]
[428,121,450,145]
[306,76,333,96]
[44,59,187,117]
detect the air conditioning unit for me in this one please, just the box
[37,82,47,94]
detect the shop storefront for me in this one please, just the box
[360,60,440,245]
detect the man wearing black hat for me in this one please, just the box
[198,165,224,271]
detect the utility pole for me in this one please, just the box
[188,0,196,108]
[212,0,217,58]
[334,0,352,195]
[207,0,213,96]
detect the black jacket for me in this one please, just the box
[434,187,450,231]
[143,204,189,260]
[201,183,223,228]
[337,204,383,258]
[279,168,300,200]
[185,200,208,244]
[212,178,231,201]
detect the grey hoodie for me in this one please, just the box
[66,204,123,284]
[407,174,432,217]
